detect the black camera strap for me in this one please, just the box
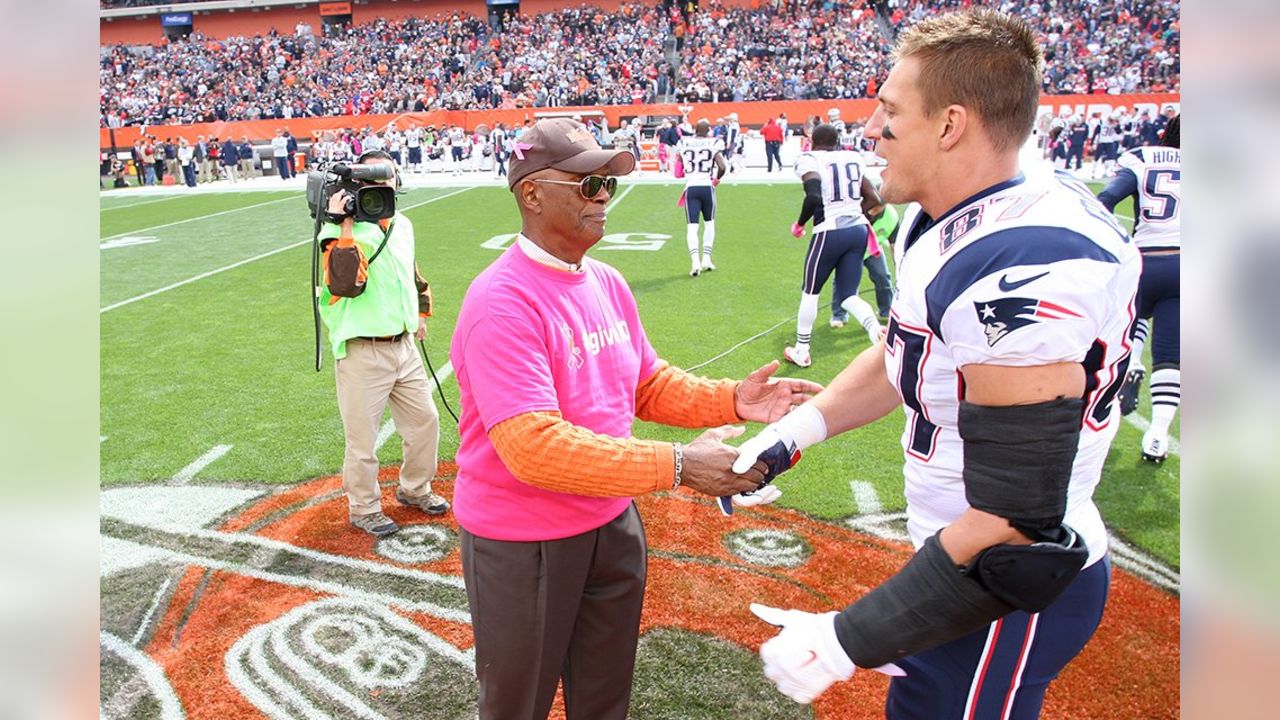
[366,218,396,266]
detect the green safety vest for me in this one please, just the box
[318,213,421,360]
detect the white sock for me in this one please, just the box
[686,224,700,266]
[842,295,880,338]
[1148,368,1180,435]
[796,293,819,350]
[702,220,716,259]
[1129,318,1150,373]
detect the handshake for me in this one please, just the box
[681,403,827,515]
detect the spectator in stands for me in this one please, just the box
[99,1,1178,127]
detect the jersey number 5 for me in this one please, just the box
[1141,168,1181,223]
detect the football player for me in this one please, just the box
[404,124,424,173]
[1099,114,1181,462]
[722,113,744,174]
[1091,115,1122,179]
[783,123,886,368]
[734,10,1140,717]
[675,119,727,276]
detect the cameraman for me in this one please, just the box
[318,150,448,537]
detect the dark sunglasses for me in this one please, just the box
[533,175,618,199]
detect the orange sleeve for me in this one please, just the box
[488,412,675,496]
[635,361,741,428]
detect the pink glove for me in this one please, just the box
[791,223,804,238]
[677,190,687,208]
[712,176,721,187]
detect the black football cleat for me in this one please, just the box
[1118,368,1145,416]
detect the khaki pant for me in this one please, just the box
[240,158,257,178]
[335,335,440,515]
[198,159,213,183]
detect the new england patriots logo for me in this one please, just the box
[975,297,1083,346]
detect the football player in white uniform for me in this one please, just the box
[675,119,727,276]
[734,10,1140,717]
[1091,115,1122,179]
[384,122,403,166]
[784,123,886,368]
[405,124,424,173]
[1099,115,1180,462]
[722,112,744,173]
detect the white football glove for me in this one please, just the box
[731,403,828,475]
[751,603,904,704]
[731,485,783,508]
[751,603,854,703]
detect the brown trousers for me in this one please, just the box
[335,335,439,515]
[461,504,647,720]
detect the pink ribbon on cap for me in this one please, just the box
[512,141,534,160]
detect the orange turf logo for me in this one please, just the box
[100,466,1179,719]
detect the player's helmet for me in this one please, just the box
[827,108,841,119]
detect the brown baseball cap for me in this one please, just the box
[507,118,636,190]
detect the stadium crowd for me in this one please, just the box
[885,0,1180,93]
[100,0,1180,127]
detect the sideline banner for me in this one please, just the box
[100,94,1180,148]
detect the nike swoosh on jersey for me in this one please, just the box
[997,270,1050,292]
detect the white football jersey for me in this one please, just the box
[838,127,860,151]
[793,149,868,232]
[1114,146,1181,250]
[886,168,1141,564]
[675,135,725,188]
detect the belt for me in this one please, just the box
[354,331,407,343]
[1140,248,1180,256]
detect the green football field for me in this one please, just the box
[99,178,1179,568]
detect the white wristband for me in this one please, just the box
[774,402,828,451]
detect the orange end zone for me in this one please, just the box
[129,467,1177,719]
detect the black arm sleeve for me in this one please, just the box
[797,177,824,227]
[1097,167,1138,212]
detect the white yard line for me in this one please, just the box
[172,444,233,485]
[100,188,473,314]
[607,183,636,211]
[100,195,188,211]
[101,241,309,313]
[686,317,791,373]
[398,186,473,212]
[99,632,186,720]
[101,195,299,241]
[375,361,454,451]
[1124,414,1181,456]
[130,575,174,646]
[849,480,882,514]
